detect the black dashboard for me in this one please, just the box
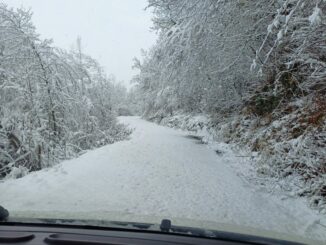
[0,221,306,245]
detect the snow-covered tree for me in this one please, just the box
[134,0,276,117]
[0,4,131,178]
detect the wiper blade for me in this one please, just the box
[0,206,9,221]
[4,217,155,231]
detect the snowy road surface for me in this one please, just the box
[0,116,325,241]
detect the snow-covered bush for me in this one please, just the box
[247,0,326,207]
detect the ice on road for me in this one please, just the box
[0,116,325,240]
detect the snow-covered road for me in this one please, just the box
[0,116,325,241]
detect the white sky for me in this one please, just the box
[2,0,157,88]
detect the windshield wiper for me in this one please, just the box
[0,205,9,221]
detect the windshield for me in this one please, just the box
[0,0,325,244]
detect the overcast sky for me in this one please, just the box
[2,0,157,87]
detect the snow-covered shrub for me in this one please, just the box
[247,0,326,207]
[5,166,29,179]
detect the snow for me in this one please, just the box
[309,6,322,26]
[0,116,326,241]
[277,30,283,42]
